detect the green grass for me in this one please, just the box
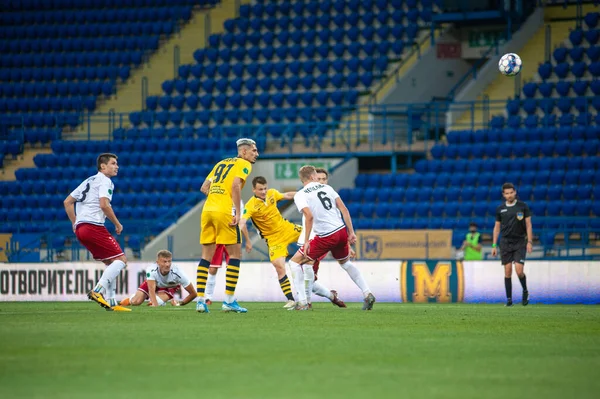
[0,302,598,399]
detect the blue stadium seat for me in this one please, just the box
[530,202,547,217]
[375,203,390,218]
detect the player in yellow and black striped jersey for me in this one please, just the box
[239,176,299,308]
[196,138,258,314]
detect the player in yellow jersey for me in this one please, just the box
[196,138,259,314]
[239,176,300,308]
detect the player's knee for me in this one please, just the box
[131,296,144,306]
[110,255,128,265]
[272,259,284,270]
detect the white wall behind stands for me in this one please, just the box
[447,7,544,128]
[380,32,472,105]
[141,158,355,261]
[2,261,599,305]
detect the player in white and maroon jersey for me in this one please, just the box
[289,165,375,311]
[297,168,346,308]
[63,153,129,312]
[120,250,197,307]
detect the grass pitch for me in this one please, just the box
[0,302,598,399]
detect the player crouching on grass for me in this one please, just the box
[120,250,197,307]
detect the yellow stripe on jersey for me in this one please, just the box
[243,188,294,239]
[203,157,252,215]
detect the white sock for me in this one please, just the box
[98,260,126,292]
[205,273,217,300]
[156,296,165,306]
[313,281,333,300]
[106,281,116,307]
[225,294,235,303]
[304,266,315,304]
[341,260,371,297]
[290,260,307,305]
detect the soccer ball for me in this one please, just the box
[498,53,522,76]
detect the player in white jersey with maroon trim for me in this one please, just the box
[120,250,197,307]
[289,165,375,311]
[297,168,346,308]
[63,153,129,312]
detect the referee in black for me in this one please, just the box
[491,182,533,306]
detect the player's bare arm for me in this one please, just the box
[239,217,253,253]
[63,195,77,228]
[525,217,533,253]
[200,179,211,195]
[282,191,296,200]
[335,197,356,245]
[179,283,197,306]
[230,177,243,226]
[147,279,160,307]
[301,207,313,253]
[100,197,123,235]
[491,221,501,256]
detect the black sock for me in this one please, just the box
[504,278,512,300]
[519,275,528,292]
[196,259,210,297]
[279,275,294,301]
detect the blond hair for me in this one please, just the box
[156,249,173,259]
[298,165,317,182]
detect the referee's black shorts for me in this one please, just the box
[500,239,527,265]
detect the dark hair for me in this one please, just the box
[315,168,328,177]
[252,176,267,188]
[469,222,478,228]
[97,153,117,171]
[501,182,515,192]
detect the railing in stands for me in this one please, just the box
[5,94,600,156]
[5,221,599,262]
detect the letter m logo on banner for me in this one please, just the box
[401,261,464,303]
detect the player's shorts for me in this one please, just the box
[210,244,230,267]
[75,223,124,261]
[138,281,179,299]
[297,229,316,246]
[299,227,349,262]
[266,225,301,261]
[200,211,241,245]
[500,239,527,265]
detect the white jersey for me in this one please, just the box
[146,263,191,289]
[294,182,345,237]
[69,172,114,228]
[297,215,316,245]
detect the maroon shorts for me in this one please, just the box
[210,244,230,267]
[300,228,349,262]
[75,223,124,261]
[138,281,179,299]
